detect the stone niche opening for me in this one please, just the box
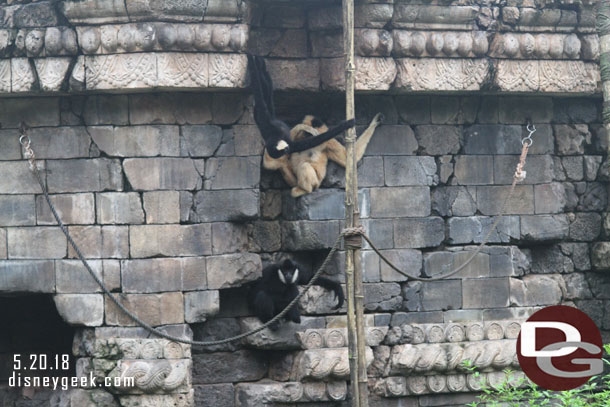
[0,294,76,403]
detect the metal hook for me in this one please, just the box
[522,123,536,147]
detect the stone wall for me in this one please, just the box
[0,0,608,406]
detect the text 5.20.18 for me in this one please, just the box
[13,354,70,371]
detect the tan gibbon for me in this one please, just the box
[263,113,383,197]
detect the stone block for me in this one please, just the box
[569,212,601,242]
[0,260,55,293]
[584,156,603,181]
[592,242,610,270]
[311,30,344,57]
[212,94,247,125]
[83,95,129,125]
[521,215,569,241]
[477,185,534,215]
[26,127,91,159]
[498,97,553,124]
[56,259,120,293]
[142,191,180,224]
[129,93,212,125]
[553,98,598,124]
[494,155,554,185]
[447,216,519,244]
[281,220,341,251]
[47,159,122,193]
[421,280,462,311]
[96,192,144,224]
[554,124,590,156]
[266,59,320,91]
[0,161,44,194]
[284,189,369,221]
[180,125,223,157]
[534,183,566,214]
[379,249,422,282]
[424,251,490,279]
[0,97,59,128]
[361,219,394,250]
[239,316,325,349]
[362,250,381,282]
[193,189,259,222]
[54,294,103,327]
[562,156,584,181]
[36,193,95,225]
[432,186,477,217]
[577,182,607,211]
[414,126,460,155]
[67,226,128,259]
[194,384,235,407]
[0,195,36,226]
[212,222,248,254]
[384,156,438,186]
[89,125,179,157]
[184,290,219,323]
[530,245,573,274]
[454,156,493,185]
[390,311,444,326]
[563,273,592,300]
[396,96,430,124]
[462,278,510,309]
[205,156,260,190]
[248,221,281,253]
[206,253,262,289]
[7,227,66,259]
[14,2,59,27]
[358,157,385,187]
[105,292,184,326]
[0,229,5,259]
[429,96,478,125]
[231,125,265,156]
[192,350,267,384]
[363,125,418,156]
[0,129,21,160]
[122,257,206,293]
[370,187,430,218]
[308,6,342,30]
[394,217,444,249]
[130,224,212,257]
[123,158,201,190]
[463,125,522,154]
[559,243,591,272]
[365,282,402,311]
[510,275,563,306]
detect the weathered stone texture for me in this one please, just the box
[130,224,212,257]
[89,125,180,157]
[122,257,206,293]
[7,227,66,258]
[205,156,260,190]
[0,260,55,292]
[370,187,430,218]
[47,159,122,193]
[67,226,128,259]
[0,195,36,226]
[184,290,220,323]
[414,125,460,155]
[384,156,438,186]
[142,191,180,224]
[124,158,202,190]
[393,218,444,249]
[56,259,120,293]
[194,189,259,222]
[36,193,95,225]
[206,253,262,289]
[105,292,184,326]
[192,350,268,384]
[462,278,510,309]
[54,294,104,326]
[96,192,144,224]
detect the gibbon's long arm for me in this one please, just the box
[248,54,355,158]
[326,112,384,167]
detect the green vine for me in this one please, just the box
[464,344,610,407]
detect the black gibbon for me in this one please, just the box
[247,54,356,158]
[248,259,344,330]
[263,113,383,197]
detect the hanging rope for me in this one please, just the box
[19,128,343,347]
[18,123,534,345]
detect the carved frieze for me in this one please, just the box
[371,371,527,397]
[234,381,348,406]
[8,27,79,58]
[111,359,191,394]
[391,31,488,59]
[389,340,518,376]
[395,58,491,92]
[34,57,72,92]
[297,327,388,349]
[76,24,248,55]
[296,347,375,380]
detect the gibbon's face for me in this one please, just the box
[277,260,300,285]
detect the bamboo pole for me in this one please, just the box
[343,0,369,405]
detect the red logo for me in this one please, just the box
[517,305,603,391]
